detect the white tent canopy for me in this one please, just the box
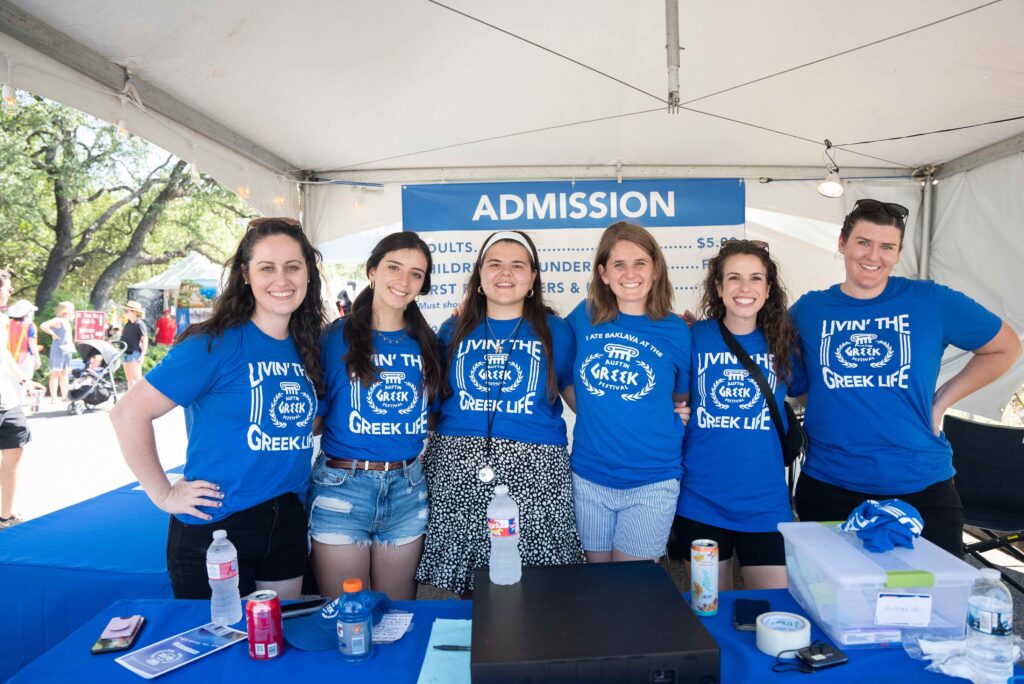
[2,0,1023,416]
[128,252,223,290]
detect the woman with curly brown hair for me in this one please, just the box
[674,239,798,590]
[111,217,328,600]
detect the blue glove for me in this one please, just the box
[839,499,924,553]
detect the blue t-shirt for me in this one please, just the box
[435,314,574,446]
[146,322,318,524]
[567,300,691,488]
[677,320,793,531]
[319,320,428,462]
[789,277,1001,494]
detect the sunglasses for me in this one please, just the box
[722,239,769,253]
[851,199,909,220]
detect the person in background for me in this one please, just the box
[566,221,691,564]
[417,230,585,596]
[310,232,440,600]
[6,300,40,403]
[120,301,148,389]
[39,301,75,403]
[336,290,352,318]
[110,217,327,599]
[0,268,32,528]
[154,308,177,346]
[789,199,1021,557]
[675,240,798,590]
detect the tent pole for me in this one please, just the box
[918,175,934,279]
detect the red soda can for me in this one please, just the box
[246,590,284,659]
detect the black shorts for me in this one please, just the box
[0,406,31,450]
[166,492,308,599]
[794,473,964,559]
[672,516,786,566]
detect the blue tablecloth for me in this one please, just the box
[0,479,173,680]
[15,590,1019,683]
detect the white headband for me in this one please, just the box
[478,231,535,265]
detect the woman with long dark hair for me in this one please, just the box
[111,217,327,600]
[674,239,796,590]
[309,232,441,600]
[567,221,691,564]
[417,230,584,595]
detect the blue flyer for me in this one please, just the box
[115,623,247,679]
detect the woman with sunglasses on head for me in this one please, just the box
[416,230,584,596]
[789,199,1020,557]
[566,221,691,564]
[111,218,327,600]
[675,240,797,590]
[309,232,440,601]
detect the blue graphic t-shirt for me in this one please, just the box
[435,313,575,446]
[146,322,317,524]
[567,300,691,489]
[789,277,1001,494]
[319,320,428,462]
[677,320,793,531]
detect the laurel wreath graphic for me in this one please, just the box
[709,378,730,411]
[870,340,894,369]
[398,381,420,415]
[834,343,857,369]
[467,361,524,394]
[622,361,656,402]
[365,384,388,415]
[269,392,315,429]
[578,353,605,397]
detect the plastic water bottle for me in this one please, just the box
[337,578,373,661]
[206,529,242,626]
[966,568,1014,684]
[487,484,521,585]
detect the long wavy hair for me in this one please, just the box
[587,221,674,324]
[698,240,797,380]
[447,230,559,401]
[343,232,441,401]
[178,217,328,395]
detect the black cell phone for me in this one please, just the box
[732,598,771,631]
[796,643,848,669]
[281,597,330,619]
[90,616,145,654]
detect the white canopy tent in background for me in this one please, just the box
[127,251,223,292]
[1,0,1022,417]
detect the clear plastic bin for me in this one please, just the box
[778,521,980,648]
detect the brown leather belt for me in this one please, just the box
[325,456,418,472]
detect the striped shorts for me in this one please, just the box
[572,473,679,559]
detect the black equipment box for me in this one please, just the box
[471,561,720,683]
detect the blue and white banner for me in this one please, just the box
[402,179,745,328]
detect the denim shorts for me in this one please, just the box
[307,453,428,548]
[572,473,679,559]
[124,351,142,362]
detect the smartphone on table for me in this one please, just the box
[732,599,771,631]
[90,615,145,654]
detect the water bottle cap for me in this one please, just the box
[212,529,227,540]
[494,484,509,495]
[343,577,363,593]
[980,568,1001,582]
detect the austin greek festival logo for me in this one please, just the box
[268,380,315,428]
[469,353,524,393]
[579,343,655,401]
[366,371,420,415]
[709,368,762,410]
[834,332,894,369]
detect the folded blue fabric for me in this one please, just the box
[839,499,924,553]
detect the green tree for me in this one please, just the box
[0,95,252,309]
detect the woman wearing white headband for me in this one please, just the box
[417,230,584,595]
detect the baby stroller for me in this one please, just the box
[67,340,126,415]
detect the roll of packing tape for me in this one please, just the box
[755,612,811,657]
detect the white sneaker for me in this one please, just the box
[0,515,25,529]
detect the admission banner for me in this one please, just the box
[402,179,745,329]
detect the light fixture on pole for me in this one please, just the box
[817,139,844,198]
